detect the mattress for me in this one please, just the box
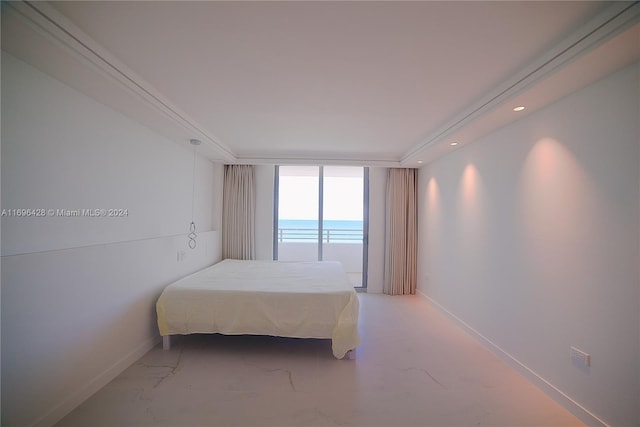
[156,259,360,358]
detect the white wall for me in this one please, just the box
[253,165,386,293]
[1,52,223,427]
[418,62,639,426]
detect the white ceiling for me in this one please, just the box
[2,1,639,167]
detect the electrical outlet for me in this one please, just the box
[177,250,187,262]
[570,346,590,367]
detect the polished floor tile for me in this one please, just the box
[56,294,583,427]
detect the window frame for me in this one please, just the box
[273,165,369,289]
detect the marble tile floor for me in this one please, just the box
[57,294,583,427]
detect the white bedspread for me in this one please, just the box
[156,259,360,358]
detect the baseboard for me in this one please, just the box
[416,289,609,427]
[32,335,161,427]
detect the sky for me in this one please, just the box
[278,170,363,221]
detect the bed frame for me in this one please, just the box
[161,335,357,359]
[156,259,360,359]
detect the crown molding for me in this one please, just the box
[7,1,637,167]
[6,0,238,162]
[400,1,640,166]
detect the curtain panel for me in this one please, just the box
[222,165,256,260]
[384,168,418,295]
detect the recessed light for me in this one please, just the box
[513,106,526,112]
[417,160,423,164]
[450,142,458,146]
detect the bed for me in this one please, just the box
[156,259,360,359]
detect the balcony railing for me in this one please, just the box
[277,228,363,243]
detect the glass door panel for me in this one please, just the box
[322,166,364,287]
[276,166,319,261]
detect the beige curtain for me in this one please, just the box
[384,168,418,295]
[222,165,256,260]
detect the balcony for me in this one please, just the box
[277,228,364,287]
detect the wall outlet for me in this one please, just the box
[177,250,186,262]
[570,346,591,367]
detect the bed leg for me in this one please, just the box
[345,349,356,360]
[162,335,171,350]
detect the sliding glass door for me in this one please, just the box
[274,165,368,287]
[274,166,320,262]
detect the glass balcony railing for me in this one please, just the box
[277,229,364,287]
[276,228,363,243]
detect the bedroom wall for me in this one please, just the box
[417,62,640,426]
[253,165,386,293]
[1,52,224,427]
